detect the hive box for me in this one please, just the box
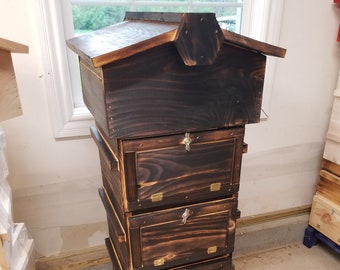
[99,186,239,270]
[67,12,286,270]
[317,159,340,205]
[309,193,340,246]
[67,12,285,139]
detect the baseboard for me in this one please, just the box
[35,205,311,269]
[234,205,311,257]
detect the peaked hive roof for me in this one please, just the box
[67,11,286,68]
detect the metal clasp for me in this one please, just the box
[182,208,191,224]
[183,132,192,152]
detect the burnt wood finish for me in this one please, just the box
[67,12,285,68]
[129,199,237,269]
[92,127,245,213]
[70,11,286,270]
[221,29,286,58]
[82,42,265,139]
[124,12,182,24]
[105,237,234,270]
[68,12,286,139]
[100,188,129,268]
[100,187,238,270]
[67,21,177,68]
[174,13,224,66]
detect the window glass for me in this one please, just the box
[71,1,243,36]
[70,0,243,107]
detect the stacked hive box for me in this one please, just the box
[304,72,340,252]
[68,12,285,270]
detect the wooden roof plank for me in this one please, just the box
[222,29,286,58]
[67,21,177,68]
[67,12,286,68]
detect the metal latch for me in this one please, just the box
[182,208,192,224]
[183,132,192,151]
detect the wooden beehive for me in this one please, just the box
[68,12,286,270]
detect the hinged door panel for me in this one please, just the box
[128,198,237,270]
[122,128,244,211]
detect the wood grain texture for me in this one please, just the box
[70,12,286,139]
[100,185,237,270]
[75,12,279,270]
[0,241,9,270]
[129,198,237,269]
[124,11,183,24]
[99,43,264,139]
[91,127,125,225]
[317,169,340,204]
[99,188,129,269]
[0,37,28,53]
[222,29,286,58]
[323,139,340,165]
[93,126,244,212]
[174,13,224,65]
[105,238,124,270]
[67,12,285,68]
[326,97,340,143]
[67,21,177,68]
[322,158,340,177]
[309,194,340,245]
[0,49,23,121]
[34,206,311,270]
[105,236,233,270]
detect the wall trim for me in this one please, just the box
[237,205,311,228]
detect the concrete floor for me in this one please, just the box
[233,242,340,270]
[87,242,340,270]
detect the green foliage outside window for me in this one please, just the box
[72,3,241,34]
[72,6,127,33]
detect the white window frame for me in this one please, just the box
[39,0,285,138]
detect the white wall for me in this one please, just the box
[0,0,339,259]
[0,0,106,258]
[239,0,340,215]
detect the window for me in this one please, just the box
[39,0,284,138]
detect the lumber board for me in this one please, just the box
[322,159,340,177]
[0,239,9,270]
[309,194,340,245]
[0,49,23,121]
[222,29,286,58]
[318,169,340,204]
[0,37,28,54]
